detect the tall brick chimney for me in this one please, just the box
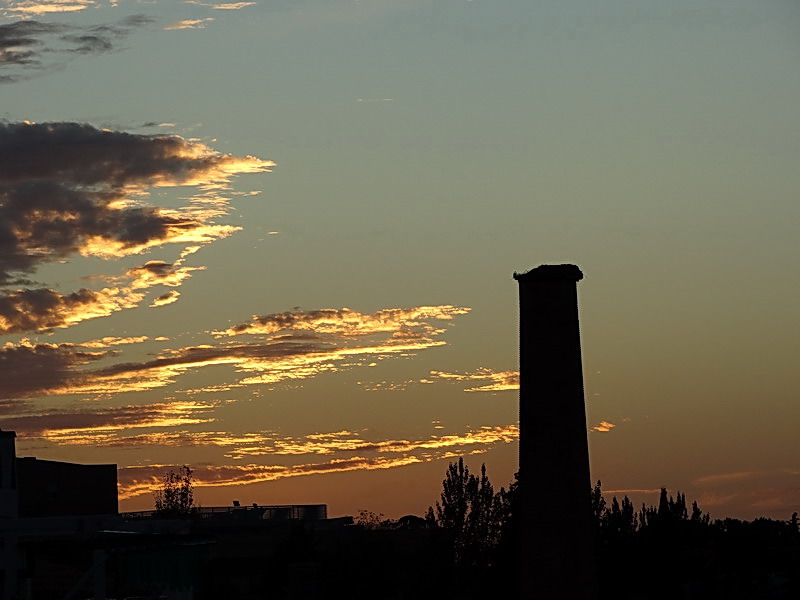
[514,264,596,599]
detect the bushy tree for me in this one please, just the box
[154,465,194,517]
[427,458,507,567]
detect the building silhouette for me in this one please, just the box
[0,429,338,599]
[514,264,596,599]
[0,429,117,519]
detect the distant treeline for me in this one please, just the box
[351,459,800,600]
[152,459,799,599]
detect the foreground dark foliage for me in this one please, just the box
[591,483,800,600]
[56,461,795,600]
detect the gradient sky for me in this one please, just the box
[1,0,798,520]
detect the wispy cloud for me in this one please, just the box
[78,336,150,348]
[116,424,519,499]
[218,306,468,338]
[690,471,799,517]
[693,471,757,486]
[164,18,214,31]
[0,305,469,400]
[126,261,204,289]
[0,16,152,82]
[222,425,519,460]
[4,400,217,443]
[210,2,256,9]
[119,455,423,500]
[14,422,519,458]
[3,1,97,17]
[427,367,519,392]
[183,1,256,9]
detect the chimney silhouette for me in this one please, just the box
[514,264,596,599]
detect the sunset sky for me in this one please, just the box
[1,0,798,521]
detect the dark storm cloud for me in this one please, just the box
[0,15,152,82]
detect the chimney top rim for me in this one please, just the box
[513,264,584,282]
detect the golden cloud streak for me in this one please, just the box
[12,401,217,445]
[118,455,423,500]
[50,337,447,397]
[590,420,616,433]
[4,1,94,15]
[79,224,242,259]
[55,424,519,459]
[164,18,215,31]
[1,304,468,400]
[212,2,256,9]
[225,425,520,459]
[428,368,519,392]
[115,420,522,499]
[127,261,205,289]
[218,306,470,338]
[78,336,150,348]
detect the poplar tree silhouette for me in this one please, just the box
[426,458,506,567]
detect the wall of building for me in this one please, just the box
[16,458,118,517]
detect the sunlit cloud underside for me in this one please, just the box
[117,424,520,499]
[0,305,470,405]
[0,121,273,333]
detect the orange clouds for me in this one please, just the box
[13,423,520,458]
[4,1,96,17]
[217,306,470,338]
[591,420,616,433]
[221,425,520,460]
[115,424,519,499]
[0,121,272,333]
[5,400,217,444]
[0,304,469,401]
[428,367,519,392]
[118,455,424,500]
[0,286,143,334]
[78,336,150,349]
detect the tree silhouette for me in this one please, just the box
[154,465,194,517]
[427,458,506,567]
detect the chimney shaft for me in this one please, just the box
[0,430,19,519]
[514,265,596,599]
